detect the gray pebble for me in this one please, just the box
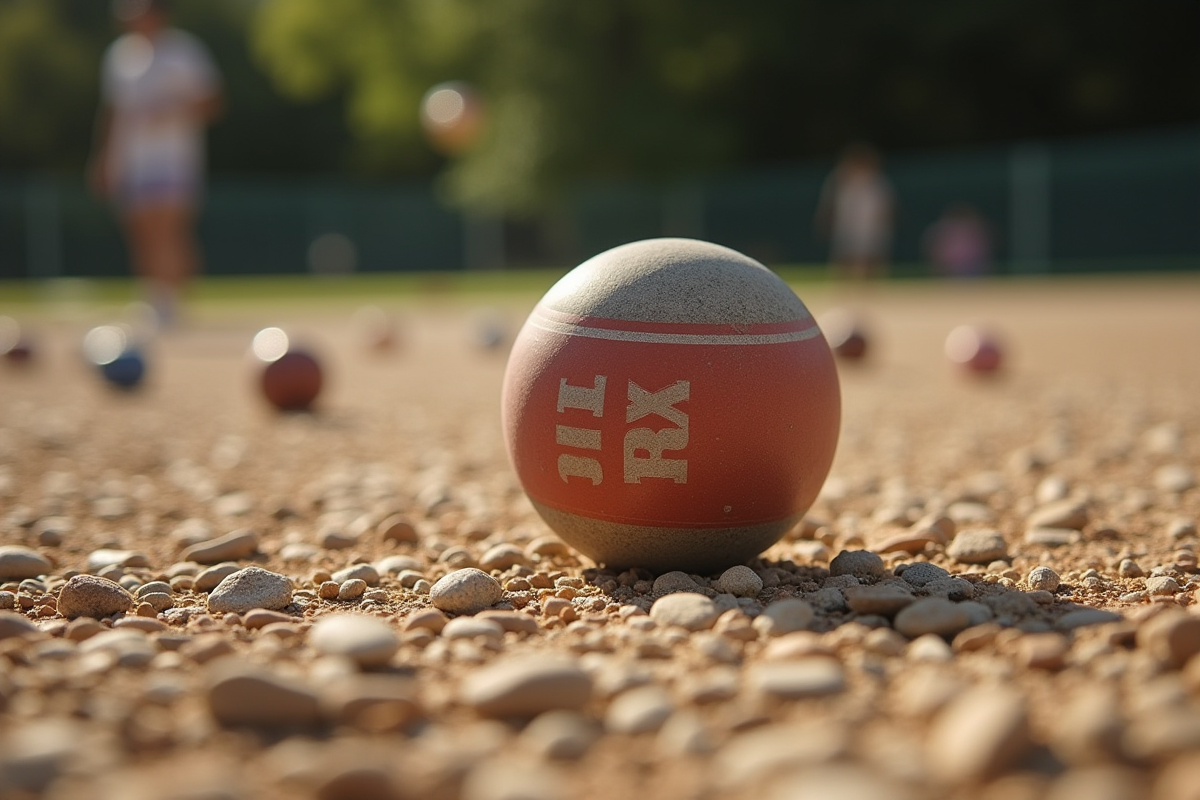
[714,565,763,598]
[1146,576,1182,596]
[207,566,293,613]
[443,616,505,641]
[462,656,592,718]
[652,571,699,595]
[946,529,1009,564]
[194,563,241,592]
[309,613,400,668]
[182,529,258,565]
[844,584,915,617]
[376,554,422,575]
[337,579,367,600]
[140,592,174,612]
[898,562,951,587]
[808,586,848,612]
[753,599,816,637]
[0,545,51,581]
[56,574,134,619]
[894,597,972,639]
[430,568,503,615]
[332,563,380,587]
[829,549,885,579]
[479,543,527,571]
[650,592,719,631]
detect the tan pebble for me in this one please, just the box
[714,609,758,641]
[876,530,940,554]
[1027,499,1089,530]
[649,592,719,631]
[56,574,133,619]
[1026,565,1061,592]
[114,616,167,632]
[1136,609,1200,668]
[748,658,845,699]
[518,709,599,760]
[605,685,673,734]
[402,608,448,633]
[1048,684,1123,765]
[378,514,418,544]
[462,655,592,718]
[526,536,571,558]
[479,543,527,571]
[529,573,554,590]
[205,660,321,728]
[193,563,241,592]
[926,685,1030,784]
[1015,632,1069,670]
[862,627,907,656]
[752,598,815,637]
[1146,576,1182,596]
[430,568,503,615]
[894,597,971,639]
[946,529,1009,564]
[318,581,340,599]
[310,613,400,668]
[337,579,368,600]
[953,623,1003,652]
[207,567,293,614]
[542,597,573,619]
[844,584,915,617]
[476,609,539,634]
[504,577,531,592]
[243,608,295,630]
[181,529,258,565]
[714,565,764,597]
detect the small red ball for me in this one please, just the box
[945,325,1003,374]
[820,309,869,361]
[261,351,323,411]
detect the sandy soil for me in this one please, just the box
[1,274,1199,800]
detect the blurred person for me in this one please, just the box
[923,202,993,279]
[88,0,222,329]
[814,143,895,281]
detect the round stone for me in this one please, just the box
[501,238,840,574]
[462,656,592,718]
[429,568,503,615]
[649,592,720,631]
[0,545,52,581]
[752,599,816,637]
[56,574,134,619]
[713,565,764,598]
[1026,566,1061,592]
[206,566,293,614]
[309,614,400,668]
[946,529,1009,564]
[828,549,885,579]
[894,597,972,639]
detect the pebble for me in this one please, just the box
[56,574,134,619]
[1136,610,1200,668]
[876,531,941,554]
[748,658,846,699]
[1156,465,1196,493]
[462,656,592,717]
[605,685,674,734]
[337,579,368,600]
[182,530,259,564]
[243,608,294,629]
[926,685,1030,784]
[479,543,527,571]
[713,565,764,597]
[376,554,422,575]
[205,660,321,728]
[331,563,380,586]
[894,597,972,639]
[86,549,149,571]
[403,608,448,633]
[0,610,41,640]
[652,571,699,595]
[746,598,812,638]
[1118,559,1145,578]
[829,549,885,579]
[207,566,293,613]
[430,568,503,615]
[378,514,419,544]
[443,616,505,641]
[310,614,400,668]
[899,562,951,587]
[1146,576,1182,596]
[1027,565,1061,592]
[519,710,599,760]
[1025,527,1081,547]
[649,592,719,631]
[1055,608,1122,630]
[844,584,915,616]
[716,722,848,788]
[946,528,1009,564]
[907,633,954,662]
[0,545,51,580]
[1027,500,1089,530]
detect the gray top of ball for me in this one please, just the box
[542,238,811,325]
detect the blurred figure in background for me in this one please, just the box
[923,202,993,279]
[815,143,895,281]
[89,0,222,329]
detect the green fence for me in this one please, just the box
[1,126,1197,280]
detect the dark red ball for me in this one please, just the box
[261,351,323,411]
[945,325,1003,374]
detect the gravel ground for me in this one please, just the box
[1,275,1199,800]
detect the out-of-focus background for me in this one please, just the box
[0,0,1197,283]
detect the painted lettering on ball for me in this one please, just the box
[502,238,840,573]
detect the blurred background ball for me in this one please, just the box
[821,308,870,361]
[252,327,323,411]
[350,305,398,352]
[420,81,486,155]
[0,316,33,365]
[945,324,1003,373]
[502,238,841,573]
[84,324,145,389]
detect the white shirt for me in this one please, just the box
[101,28,219,184]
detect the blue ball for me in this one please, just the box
[101,349,145,389]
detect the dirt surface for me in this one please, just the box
[1,275,1199,800]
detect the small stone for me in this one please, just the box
[310,614,400,668]
[337,579,368,600]
[182,530,258,565]
[1055,608,1122,630]
[650,592,719,631]
[86,549,149,571]
[430,568,503,615]
[0,610,41,640]
[331,563,380,587]
[907,633,954,662]
[752,599,816,637]
[1146,576,1182,596]
[207,567,293,614]
[56,574,133,619]
[714,565,763,598]
[946,529,1009,564]
[1118,559,1145,579]
[894,597,972,639]
[0,545,51,580]
[1027,500,1089,530]
[1025,527,1081,547]
[606,686,674,734]
[214,491,254,517]
[1136,610,1200,668]
[808,586,848,612]
[1027,566,1061,592]
[519,710,599,760]
[376,554,422,575]
[899,562,951,587]
[462,656,592,718]
[876,531,941,555]
[403,608,448,633]
[205,660,321,728]
[378,514,419,544]
[1167,519,1197,541]
[829,549,885,579]
[926,685,1030,784]
[1015,633,1070,670]
[243,608,295,629]
[748,658,846,699]
[1156,465,1196,494]
[443,616,505,641]
[193,563,241,592]
[476,610,539,634]
[318,529,358,550]
[844,584,915,617]
[652,571,699,595]
[140,592,174,612]
[479,543,527,571]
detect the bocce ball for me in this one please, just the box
[420,81,486,155]
[945,324,1003,374]
[821,308,870,361]
[501,238,841,573]
[0,316,33,365]
[252,327,323,412]
[350,305,398,352]
[83,325,146,390]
